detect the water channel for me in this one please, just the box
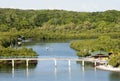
[0,41,120,81]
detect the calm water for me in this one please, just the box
[0,41,120,81]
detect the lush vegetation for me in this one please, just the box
[70,36,120,67]
[0,31,37,58]
[0,8,120,66]
[70,36,120,57]
[0,47,36,57]
[109,53,120,67]
[0,8,120,40]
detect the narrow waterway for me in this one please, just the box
[0,41,120,81]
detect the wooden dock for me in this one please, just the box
[0,57,100,68]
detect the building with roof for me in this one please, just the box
[91,50,109,58]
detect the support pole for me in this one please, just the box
[26,59,29,67]
[54,59,57,67]
[94,61,96,67]
[12,60,14,68]
[82,60,84,66]
[68,60,71,67]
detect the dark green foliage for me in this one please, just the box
[70,36,120,57]
[109,53,120,67]
[0,8,120,32]
[0,47,36,57]
[0,8,119,40]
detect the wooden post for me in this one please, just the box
[26,59,29,67]
[82,60,84,66]
[94,61,96,66]
[12,60,14,68]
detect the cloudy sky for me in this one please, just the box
[0,0,120,12]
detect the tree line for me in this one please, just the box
[0,8,119,40]
[0,8,120,33]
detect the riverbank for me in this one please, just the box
[96,65,120,72]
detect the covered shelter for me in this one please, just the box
[90,50,110,65]
[90,50,109,58]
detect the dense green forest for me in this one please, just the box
[0,8,120,66]
[0,8,120,39]
[0,8,120,30]
[70,36,120,56]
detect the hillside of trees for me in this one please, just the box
[0,8,119,40]
[0,8,120,30]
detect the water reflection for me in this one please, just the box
[94,67,97,72]
[109,72,120,81]
[12,68,14,78]
[54,67,57,80]
[68,66,71,80]
[26,67,29,79]
[11,67,29,79]
[0,62,37,79]
[82,66,85,72]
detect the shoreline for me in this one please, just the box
[96,65,120,72]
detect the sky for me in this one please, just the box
[0,0,120,12]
